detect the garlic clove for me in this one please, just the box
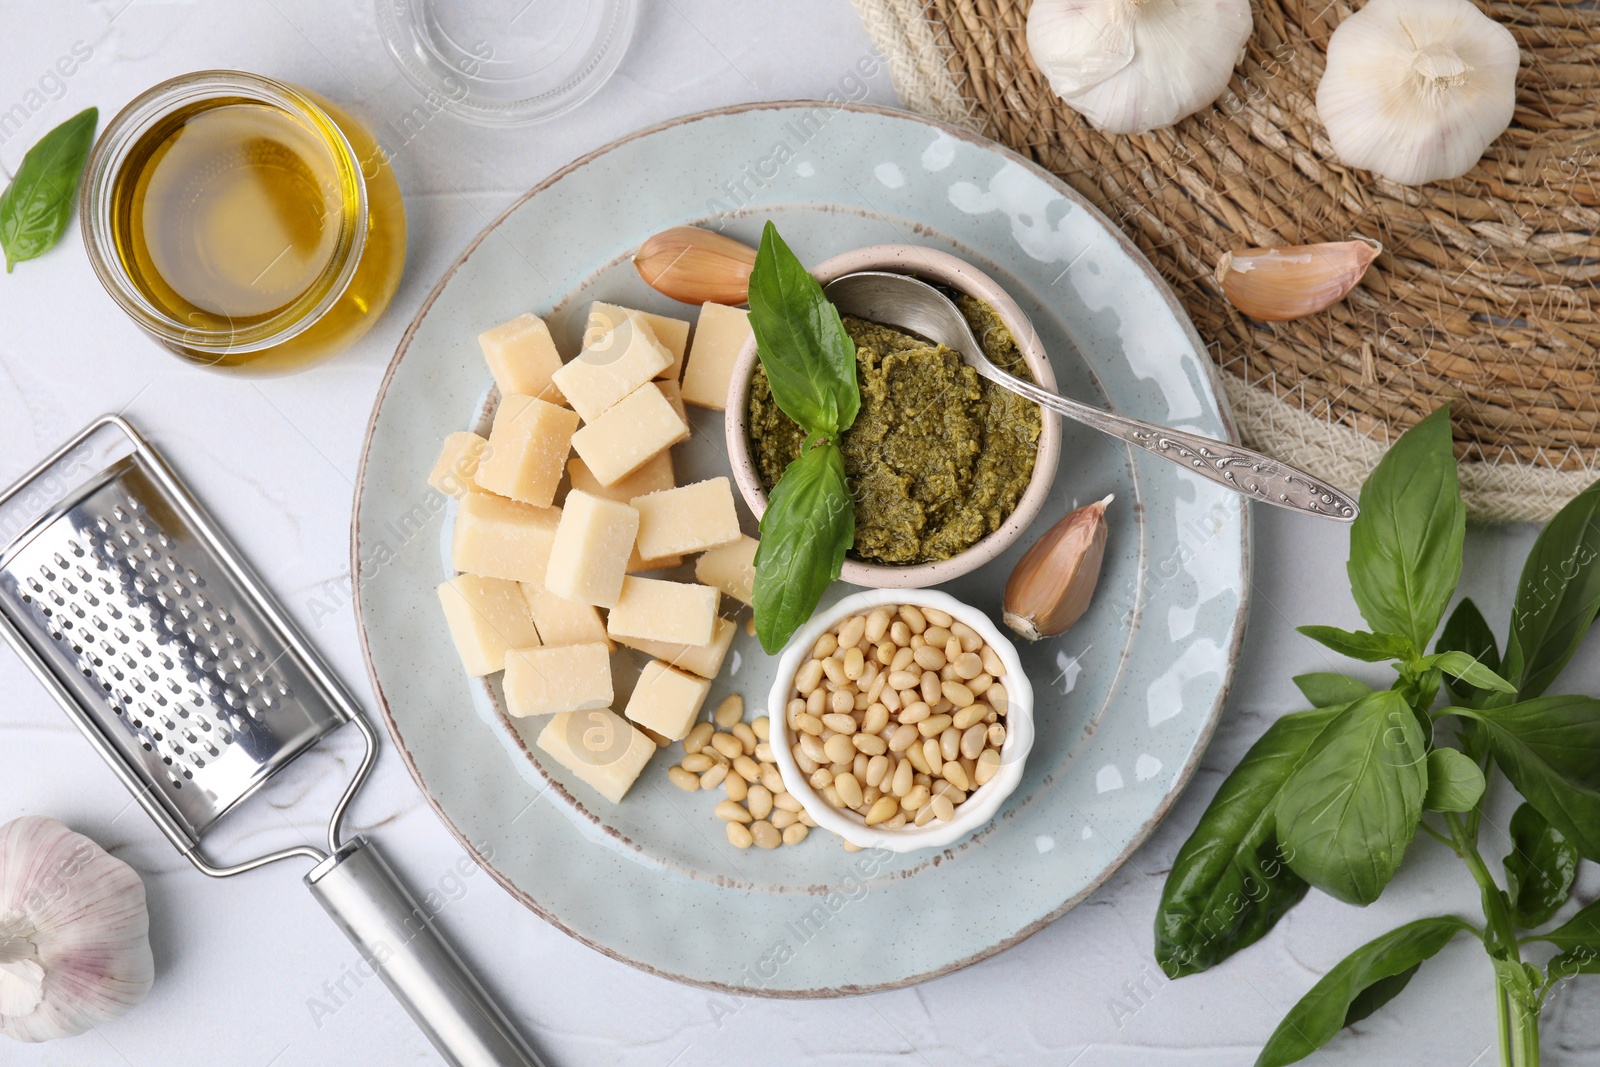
[1316,0,1520,185]
[0,816,153,1043]
[633,226,757,306]
[1003,494,1113,642]
[1026,0,1253,134]
[1215,237,1381,322]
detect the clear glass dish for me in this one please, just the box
[375,0,637,127]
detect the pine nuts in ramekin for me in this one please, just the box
[784,603,1009,830]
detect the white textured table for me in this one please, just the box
[1,3,1595,1065]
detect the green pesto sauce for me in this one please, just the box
[747,294,1041,565]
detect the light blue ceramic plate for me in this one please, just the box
[353,102,1250,996]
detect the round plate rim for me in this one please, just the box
[349,98,1252,996]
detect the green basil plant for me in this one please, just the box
[1155,405,1600,1067]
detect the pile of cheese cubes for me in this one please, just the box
[431,298,760,805]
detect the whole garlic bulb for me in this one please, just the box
[1026,0,1254,134]
[0,817,154,1042]
[1317,0,1520,185]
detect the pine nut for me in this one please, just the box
[822,712,857,734]
[794,748,819,774]
[953,703,989,730]
[931,795,956,822]
[726,821,754,848]
[843,647,865,679]
[989,683,1009,715]
[838,615,867,649]
[953,652,984,679]
[923,625,951,648]
[725,772,749,802]
[865,754,890,788]
[988,724,1006,748]
[716,800,752,823]
[905,741,933,775]
[683,722,715,755]
[889,723,920,752]
[835,772,863,809]
[922,738,944,774]
[796,712,825,736]
[752,716,770,740]
[865,796,899,825]
[891,757,914,796]
[786,699,805,729]
[732,721,757,753]
[710,733,742,760]
[890,621,911,646]
[920,671,942,704]
[875,640,895,665]
[975,748,1001,785]
[961,723,988,760]
[733,755,762,782]
[713,693,744,728]
[829,689,855,714]
[914,803,938,826]
[782,823,810,845]
[866,610,891,643]
[863,703,890,734]
[822,657,847,686]
[813,633,838,659]
[924,607,953,628]
[668,766,700,791]
[880,686,902,712]
[980,645,1005,676]
[747,784,774,820]
[808,766,832,791]
[945,637,963,663]
[774,789,804,812]
[913,645,946,671]
[919,714,953,737]
[898,701,931,725]
[842,839,863,852]
[761,764,785,795]
[940,726,962,762]
[822,784,843,808]
[941,680,976,707]
[771,808,799,829]
[798,810,817,828]
[700,763,730,790]
[853,732,887,755]
[795,659,824,695]
[798,733,827,765]
[902,783,930,811]
[899,605,926,633]
[679,752,715,773]
[754,741,774,763]
[823,734,856,765]
[853,752,870,781]
[943,760,970,791]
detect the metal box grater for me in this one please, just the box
[0,416,543,1066]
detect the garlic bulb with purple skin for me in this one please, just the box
[0,817,154,1042]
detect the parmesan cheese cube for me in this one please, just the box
[655,379,688,423]
[694,534,759,606]
[428,432,489,498]
[544,490,638,608]
[519,580,611,649]
[436,575,541,676]
[586,302,690,381]
[624,660,712,741]
[681,303,752,410]
[606,576,719,646]
[611,617,737,680]
[479,313,563,400]
[554,313,672,421]
[475,394,580,508]
[569,384,689,486]
[504,641,613,716]
[568,453,675,504]
[452,493,562,584]
[631,477,741,560]
[536,709,655,803]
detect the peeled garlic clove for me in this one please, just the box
[1003,494,1113,641]
[1025,0,1253,134]
[1215,237,1381,322]
[1316,0,1519,185]
[0,817,154,1042]
[633,226,757,306]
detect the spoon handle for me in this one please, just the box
[986,369,1359,521]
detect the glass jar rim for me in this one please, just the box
[80,70,369,356]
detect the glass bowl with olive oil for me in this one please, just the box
[82,71,405,374]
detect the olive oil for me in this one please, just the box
[92,77,405,373]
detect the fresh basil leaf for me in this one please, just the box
[746,221,859,437]
[1154,706,1346,978]
[1502,479,1600,700]
[1255,916,1471,1067]
[1502,802,1578,928]
[1489,955,1544,1011]
[1436,598,1501,704]
[0,107,98,272]
[1293,673,1372,709]
[1296,625,1414,663]
[752,441,852,653]
[1276,690,1428,905]
[1414,651,1516,694]
[1422,748,1485,813]
[1347,405,1464,653]
[1450,696,1600,860]
[1538,897,1600,953]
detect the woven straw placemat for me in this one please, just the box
[851,0,1600,522]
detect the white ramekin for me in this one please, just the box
[767,588,1035,853]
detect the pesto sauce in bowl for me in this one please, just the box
[747,294,1042,566]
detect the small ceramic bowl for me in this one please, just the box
[768,589,1035,853]
[724,244,1062,589]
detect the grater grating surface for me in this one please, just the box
[0,426,349,849]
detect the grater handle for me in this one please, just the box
[305,837,547,1067]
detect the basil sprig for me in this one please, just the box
[748,222,860,653]
[1154,401,1600,1065]
[0,107,98,272]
